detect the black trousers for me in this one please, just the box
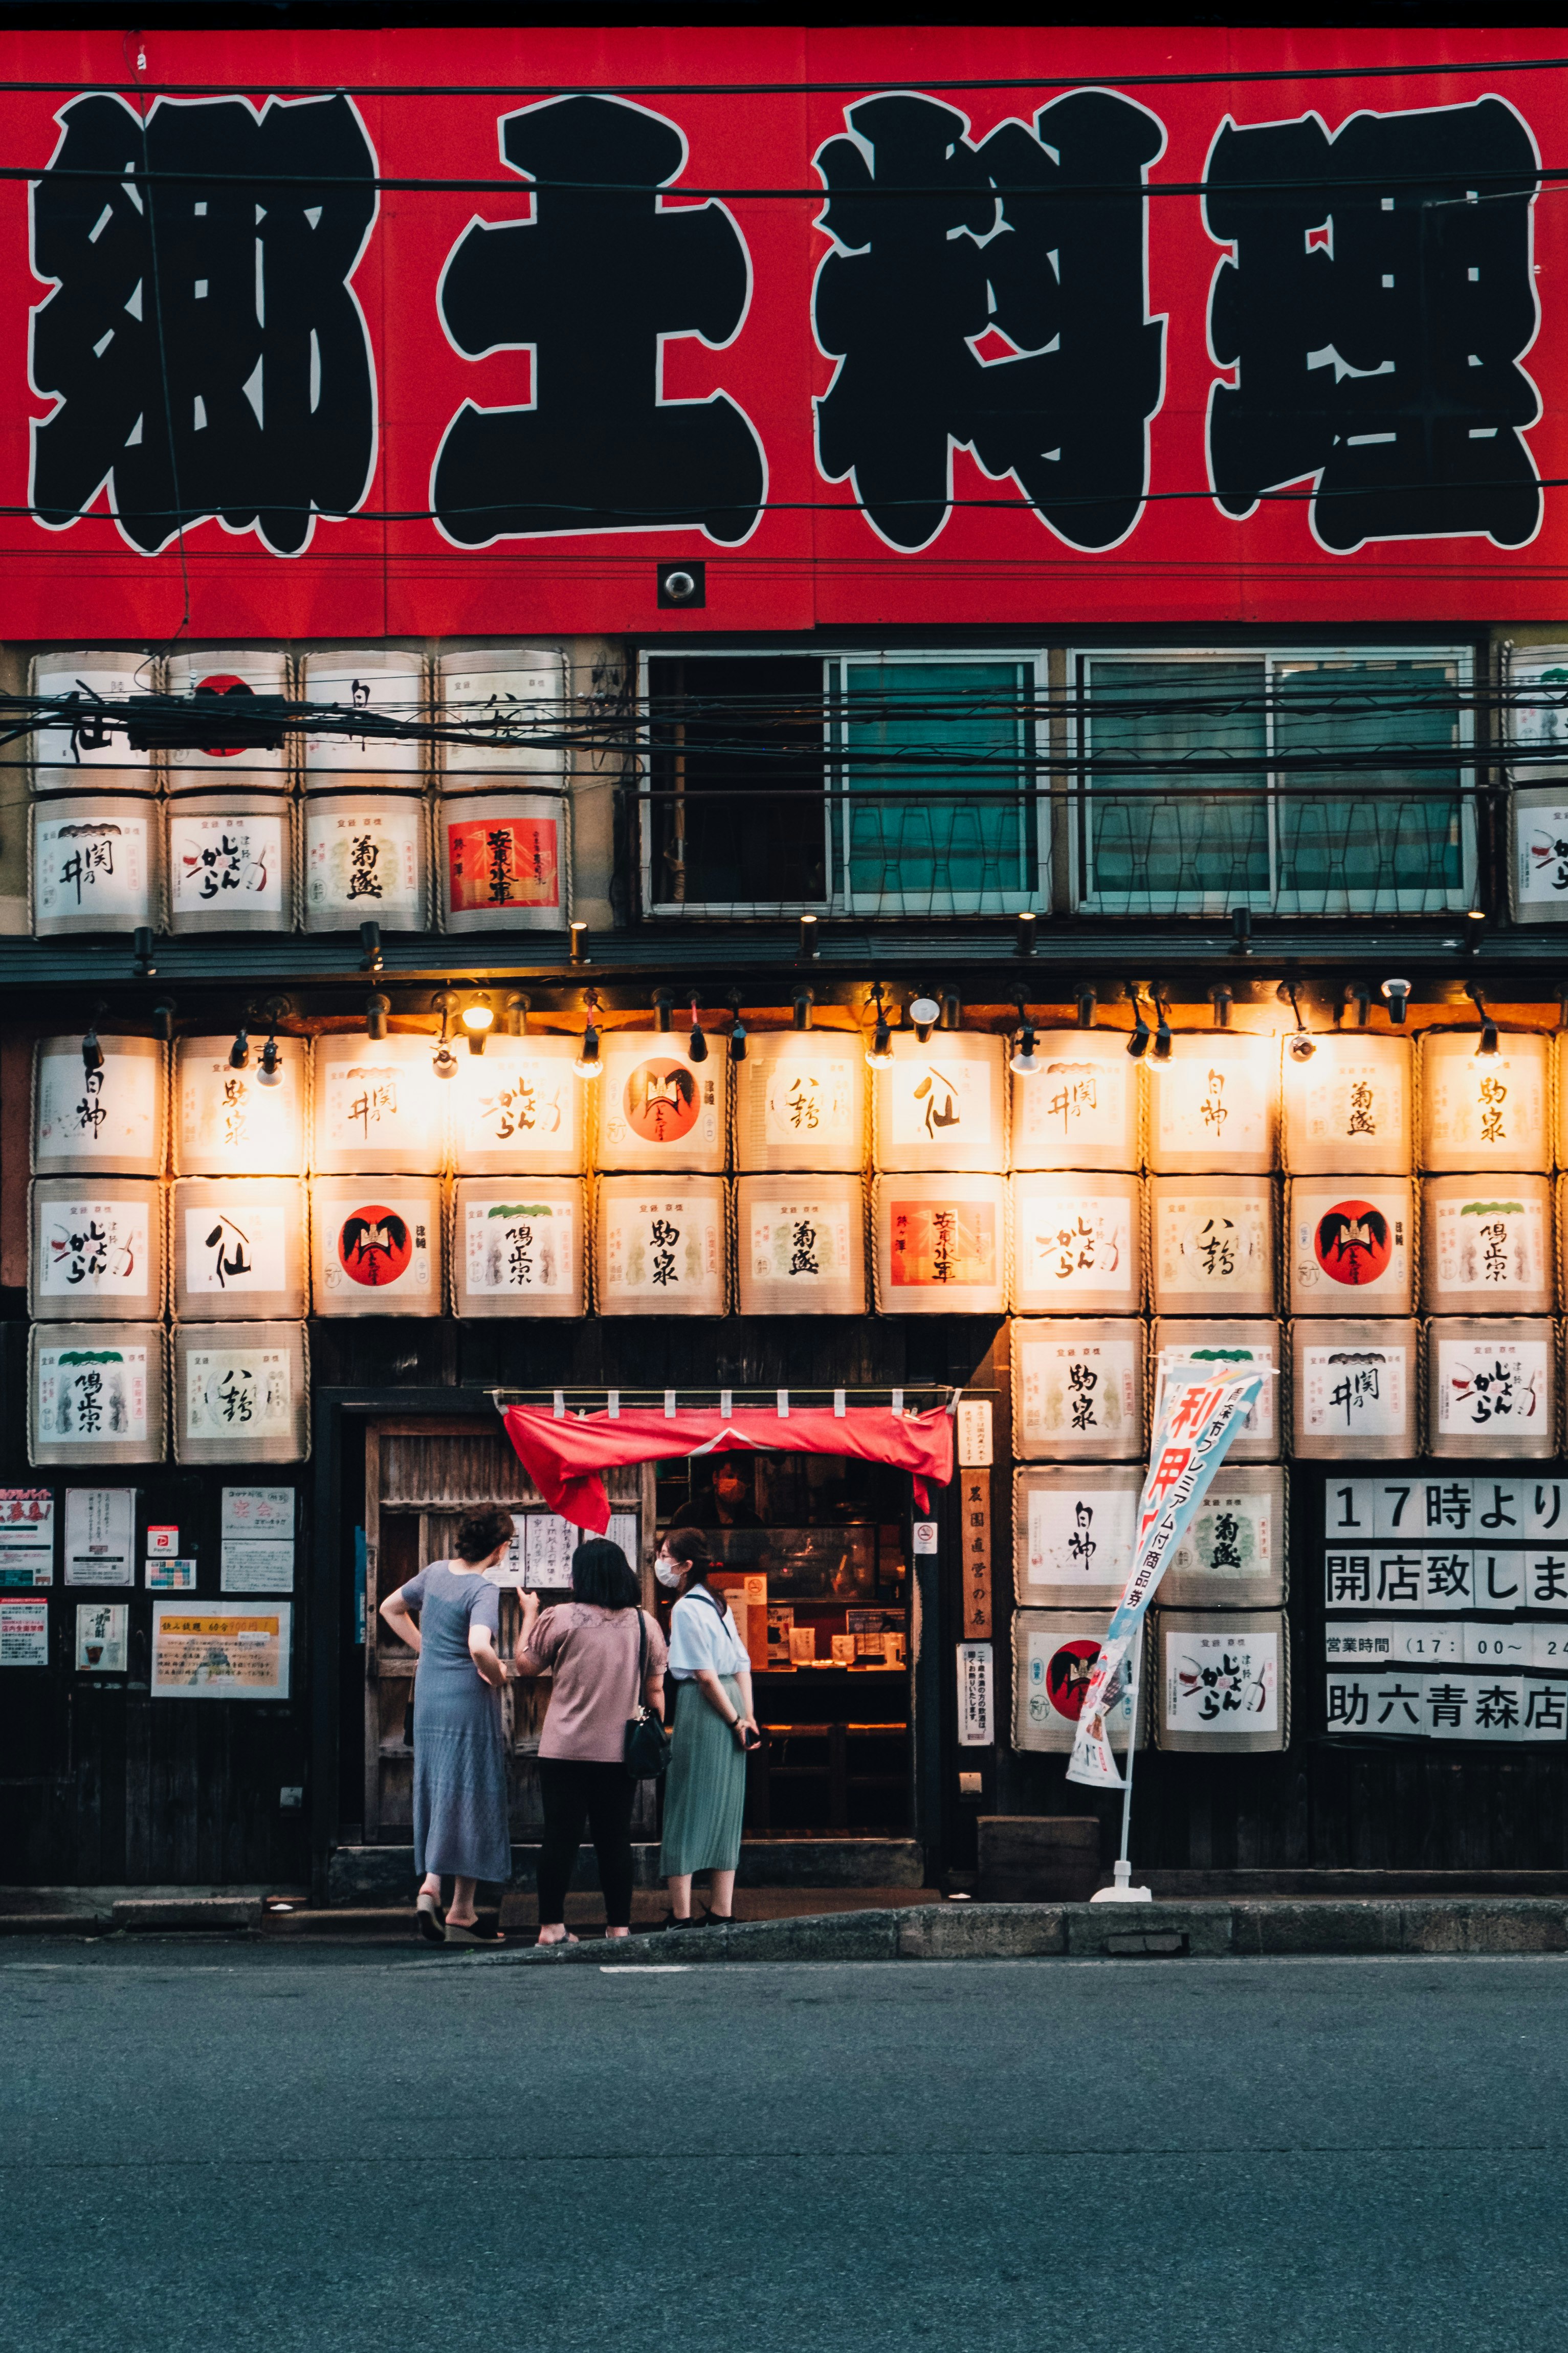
[536,1757,636,1927]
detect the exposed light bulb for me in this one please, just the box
[865,1017,894,1070]
[573,1022,603,1079]
[461,1001,494,1033]
[432,1041,459,1081]
[688,1003,709,1065]
[257,1035,283,1087]
[1009,1025,1040,1077]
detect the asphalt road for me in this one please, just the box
[3,1942,1566,2352]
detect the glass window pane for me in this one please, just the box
[1084,661,1268,907]
[646,656,825,906]
[839,662,1034,911]
[1274,660,1463,912]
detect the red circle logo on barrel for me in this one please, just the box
[1314,1198,1392,1286]
[338,1205,412,1287]
[624,1059,699,1143]
[195,671,254,758]
[1047,1638,1101,1721]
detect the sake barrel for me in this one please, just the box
[873,1032,1007,1174]
[1159,1465,1287,1609]
[1291,1317,1419,1460]
[1012,1611,1146,1754]
[595,1034,726,1175]
[166,795,292,933]
[174,1035,308,1177]
[30,1178,164,1324]
[595,1176,727,1316]
[1011,1171,1142,1316]
[453,1177,585,1318]
[872,1175,1007,1314]
[173,1322,308,1463]
[1012,1464,1140,1609]
[437,646,569,777]
[33,1034,164,1178]
[1428,1317,1558,1460]
[170,1178,310,1322]
[1149,1174,1275,1315]
[1424,1173,1555,1315]
[1281,1030,1412,1173]
[31,651,158,788]
[735,1175,866,1315]
[29,1323,165,1466]
[1012,1318,1144,1461]
[303,792,428,932]
[1420,1029,1550,1173]
[1009,1028,1140,1172]
[1156,1610,1289,1752]
[300,648,426,777]
[311,1175,444,1316]
[313,1032,446,1175]
[1287,1177,1416,1315]
[734,1031,866,1174]
[165,648,289,777]
[33,794,158,937]
[452,1034,585,1175]
[1151,1320,1282,1463]
[438,791,568,933]
[1145,1033,1277,1175]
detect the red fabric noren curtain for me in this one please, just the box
[500,1404,955,1535]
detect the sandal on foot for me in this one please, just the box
[535,1927,579,1947]
[444,1919,505,1945]
[415,1892,446,1945]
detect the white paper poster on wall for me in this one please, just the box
[221,1487,295,1538]
[75,1601,128,1673]
[0,1491,55,1587]
[220,1541,295,1593]
[63,1487,134,1584]
[957,1641,994,1746]
[151,1603,291,1698]
[0,1601,49,1665]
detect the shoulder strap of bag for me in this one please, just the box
[631,1606,648,1712]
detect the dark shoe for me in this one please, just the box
[702,1908,733,1925]
[660,1911,701,1929]
[444,1918,505,1945]
[415,1891,445,1944]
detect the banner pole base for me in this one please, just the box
[1090,1859,1152,1905]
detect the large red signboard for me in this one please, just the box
[2,26,1566,636]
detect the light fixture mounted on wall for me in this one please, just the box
[228,1027,250,1072]
[1465,980,1499,1058]
[1125,984,1151,1061]
[865,983,895,1069]
[573,995,603,1080]
[792,987,814,1032]
[909,994,941,1045]
[1381,977,1412,1027]
[461,995,494,1056]
[81,1022,104,1077]
[255,996,290,1088]
[1009,1000,1040,1078]
[1209,985,1233,1030]
[1278,979,1316,1061]
[503,993,528,1037]
[358,919,382,973]
[1153,988,1173,1062]
[688,997,709,1065]
[653,988,674,1034]
[1075,984,1097,1031]
[431,990,460,1081]
[364,993,389,1042]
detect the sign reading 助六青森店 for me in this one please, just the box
[5,28,1566,635]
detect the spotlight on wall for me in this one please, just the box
[941,992,961,1032]
[461,996,494,1057]
[730,1014,747,1063]
[573,1000,603,1080]
[431,990,460,1081]
[151,999,176,1045]
[132,924,156,979]
[909,994,941,1045]
[1279,980,1316,1061]
[792,988,814,1032]
[653,988,674,1033]
[799,912,819,961]
[569,921,589,964]
[81,1023,104,1076]
[1016,910,1037,958]
[1466,980,1499,1058]
[1009,1003,1040,1078]
[688,998,709,1065]
[358,919,383,973]
[502,993,528,1037]
[1381,977,1412,1026]
[1126,985,1151,1060]
[255,997,289,1088]
[228,1027,250,1071]
[1153,989,1173,1062]
[1209,985,1233,1030]
[1342,982,1371,1030]
[865,983,895,1070]
[1075,984,1097,1031]
[365,993,389,1042]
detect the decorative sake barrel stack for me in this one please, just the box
[436,648,571,936]
[163,649,294,936]
[311,1033,446,1319]
[300,648,430,933]
[593,1028,728,1315]
[735,1030,867,1315]
[30,652,161,939]
[871,1030,1009,1315]
[451,1031,587,1318]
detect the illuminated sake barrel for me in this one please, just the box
[1010,1028,1140,1173]
[453,1035,585,1176]
[33,1034,164,1178]
[735,1175,866,1316]
[1511,787,1568,925]
[453,1177,585,1318]
[1420,1029,1550,1174]
[1428,1316,1558,1460]
[437,791,568,934]
[1012,1464,1140,1609]
[29,1322,165,1466]
[1012,1171,1142,1316]
[33,794,158,937]
[1159,1467,1286,1610]
[1156,1610,1288,1753]
[30,1177,164,1325]
[311,1176,444,1316]
[165,794,292,933]
[873,1032,1008,1174]
[595,1034,726,1175]
[170,1178,310,1322]
[1291,1317,1418,1460]
[1012,1317,1144,1461]
[1151,1320,1282,1464]
[173,1321,308,1463]
[1145,1033,1277,1176]
[436,647,569,777]
[301,648,427,777]
[1281,1030,1411,1174]
[1423,1173,1554,1316]
[872,1175,1007,1314]
[595,1175,726,1316]
[303,793,429,933]
[312,1032,446,1176]
[174,1035,308,1178]
[1012,1611,1146,1755]
[1286,1176,1415,1316]
[1149,1174,1275,1315]
[165,648,290,778]
[734,1032,866,1174]
[31,651,158,790]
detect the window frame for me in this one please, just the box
[1069,643,1477,918]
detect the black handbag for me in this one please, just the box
[623,1608,672,1781]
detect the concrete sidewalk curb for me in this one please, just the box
[488,1897,1568,1964]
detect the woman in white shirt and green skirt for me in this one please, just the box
[657,1530,758,1926]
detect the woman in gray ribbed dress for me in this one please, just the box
[379,1507,515,1945]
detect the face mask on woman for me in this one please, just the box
[654,1555,684,1590]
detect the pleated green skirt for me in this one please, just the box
[659,1675,746,1876]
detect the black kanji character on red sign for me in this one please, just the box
[30,92,378,556]
[1204,99,1541,552]
[433,95,765,545]
[812,90,1165,553]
